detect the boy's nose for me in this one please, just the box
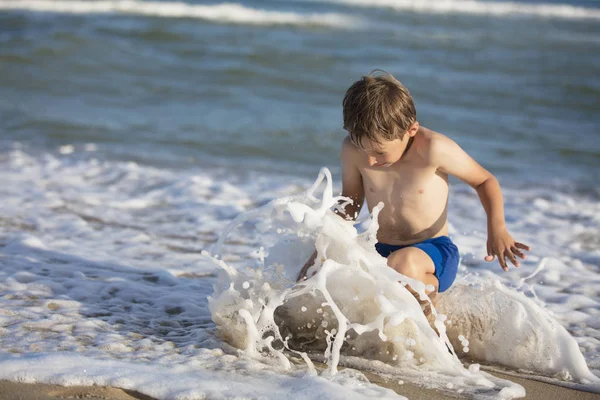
[368,156,378,166]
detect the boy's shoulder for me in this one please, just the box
[413,127,456,161]
[417,126,452,147]
[341,135,361,158]
[342,135,354,148]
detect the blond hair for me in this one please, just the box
[342,70,416,147]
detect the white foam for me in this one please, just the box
[319,0,600,20]
[0,0,361,28]
[0,353,403,400]
[207,168,535,397]
[0,147,599,397]
[438,281,600,384]
[0,148,406,398]
[208,167,599,396]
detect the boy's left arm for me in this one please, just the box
[432,135,531,271]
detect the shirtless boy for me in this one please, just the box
[298,71,530,299]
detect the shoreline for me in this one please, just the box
[2,371,598,400]
[0,380,156,400]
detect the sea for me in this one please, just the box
[0,0,599,399]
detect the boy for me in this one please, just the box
[298,71,530,299]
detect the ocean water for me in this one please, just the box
[1,0,599,399]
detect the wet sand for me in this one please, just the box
[0,380,155,400]
[2,371,599,400]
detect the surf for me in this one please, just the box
[0,0,360,28]
[313,0,600,21]
[207,167,600,397]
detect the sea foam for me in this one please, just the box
[319,0,600,20]
[208,167,600,396]
[0,0,361,28]
[0,148,598,398]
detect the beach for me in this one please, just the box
[2,371,600,400]
[1,0,599,398]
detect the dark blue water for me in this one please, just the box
[1,0,599,188]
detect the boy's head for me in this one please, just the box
[342,70,417,149]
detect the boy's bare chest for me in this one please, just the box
[360,164,447,208]
[359,164,449,243]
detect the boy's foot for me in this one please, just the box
[404,284,454,354]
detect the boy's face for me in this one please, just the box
[360,137,407,168]
[358,122,418,168]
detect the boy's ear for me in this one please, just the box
[407,121,419,137]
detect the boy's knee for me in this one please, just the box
[387,249,421,278]
[387,247,436,281]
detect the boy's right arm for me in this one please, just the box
[337,137,365,220]
[296,138,365,281]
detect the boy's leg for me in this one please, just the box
[386,247,440,334]
[386,247,439,296]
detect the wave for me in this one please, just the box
[0,0,361,28]
[319,0,600,20]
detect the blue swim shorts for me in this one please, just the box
[375,236,459,292]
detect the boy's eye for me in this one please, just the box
[375,152,385,156]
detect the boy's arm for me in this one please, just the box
[297,138,365,281]
[337,137,365,220]
[433,135,530,271]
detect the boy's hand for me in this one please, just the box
[485,227,530,271]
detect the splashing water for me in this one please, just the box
[438,280,600,385]
[207,168,600,397]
